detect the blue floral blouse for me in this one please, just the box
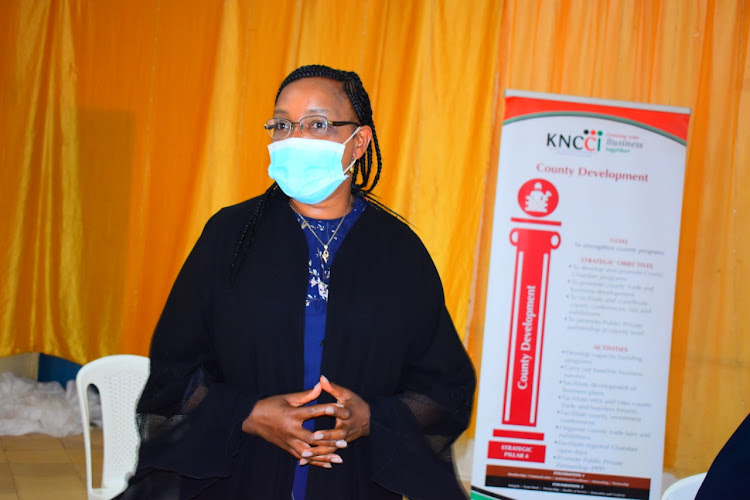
[291,196,366,500]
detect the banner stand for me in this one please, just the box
[471,90,690,500]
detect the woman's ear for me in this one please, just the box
[353,126,372,160]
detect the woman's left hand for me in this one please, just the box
[301,375,370,465]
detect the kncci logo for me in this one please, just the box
[546,129,603,152]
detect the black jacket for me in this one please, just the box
[695,413,750,499]
[120,192,475,499]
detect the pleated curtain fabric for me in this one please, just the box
[0,0,748,479]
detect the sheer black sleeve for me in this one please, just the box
[126,212,258,491]
[368,248,476,500]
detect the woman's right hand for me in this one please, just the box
[241,383,350,468]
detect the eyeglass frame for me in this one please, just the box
[264,115,361,140]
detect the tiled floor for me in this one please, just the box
[0,429,102,500]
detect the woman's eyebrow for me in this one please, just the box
[273,107,330,116]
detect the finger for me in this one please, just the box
[282,443,303,460]
[307,440,347,452]
[306,440,345,450]
[307,454,344,467]
[296,402,351,421]
[319,375,350,402]
[287,382,322,407]
[289,439,315,459]
[300,445,338,458]
[309,429,348,447]
[325,404,352,419]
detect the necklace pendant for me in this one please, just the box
[321,246,330,263]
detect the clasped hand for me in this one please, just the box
[241,375,370,468]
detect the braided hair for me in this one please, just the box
[230,64,397,283]
[275,65,383,195]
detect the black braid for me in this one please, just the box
[274,65,404,219]
[231,65,405,283]
[275,65,383,195]
[230,183,278,284]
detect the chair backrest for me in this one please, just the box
[661,472,707,500]
[76,354,150,500]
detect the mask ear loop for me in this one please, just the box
[343,126,362,145]
[342,126,362,176]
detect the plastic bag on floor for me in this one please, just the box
[0,371,102,437]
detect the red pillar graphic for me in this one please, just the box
[502,227,560,426]
[501,178,561,427]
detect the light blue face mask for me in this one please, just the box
[267,128,359,205]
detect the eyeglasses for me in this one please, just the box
[264,115,360,140]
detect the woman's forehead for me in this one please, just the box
[275,77,352,116]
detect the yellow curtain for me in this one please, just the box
[1,0,748,478]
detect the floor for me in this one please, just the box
[0,430,470,499]
[0,429,102,500]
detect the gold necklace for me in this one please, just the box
[289,197,352,263]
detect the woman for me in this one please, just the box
[119,65,475,499]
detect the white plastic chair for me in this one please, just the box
[76,354,150,500]
[661,472,707,500]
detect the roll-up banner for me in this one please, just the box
[471,90,690,500]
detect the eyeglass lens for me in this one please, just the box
[265,116,331,140]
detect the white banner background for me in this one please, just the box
[471,90,690,500]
